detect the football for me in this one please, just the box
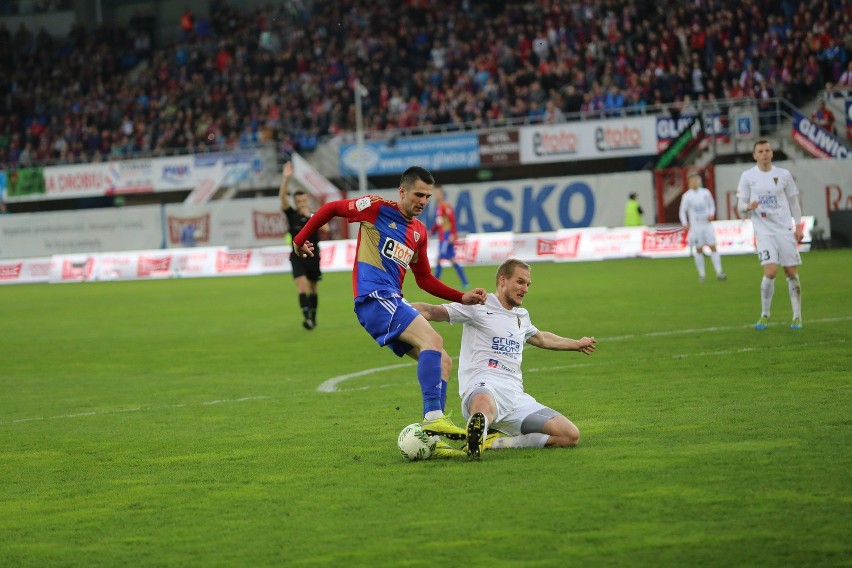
[397,423,436,461]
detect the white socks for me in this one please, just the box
[491,432,549,449]
[787,275,802,320]
[693,251,706,278]
[760,276,775,317]
[424,410,443,421]
[694,250,724,278]
[710,251,723,275]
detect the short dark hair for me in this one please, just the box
[293,190,308,198]
[400,166,435,190]
[753,138,771,152]
[496,258,530,286]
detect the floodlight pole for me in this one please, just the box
[354,79,368,193]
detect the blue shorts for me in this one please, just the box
[354,290,418,357]
[438,238,456,260]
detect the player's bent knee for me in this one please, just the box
[440,350,452,377]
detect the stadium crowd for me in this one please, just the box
[0,0,848,168]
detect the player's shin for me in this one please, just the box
[760,276,775,317]
[417,350,444,418]
[693,250,706,279]
[787,275,802,320]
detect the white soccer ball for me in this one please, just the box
[397,423,436,461]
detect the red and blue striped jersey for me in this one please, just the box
[345,195,430,298]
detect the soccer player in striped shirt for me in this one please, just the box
[293,166,487,449]
[430,186,469,287]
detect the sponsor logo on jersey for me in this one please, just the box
[381,237,414,268]
[758,194,779,208]
[355,196,371,211]
[488,359,498,368]
[492,336,521,355]
[389,222,397,229]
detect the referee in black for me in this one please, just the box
[280,161,324,330]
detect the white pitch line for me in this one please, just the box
[2,396,270,425]
[317,316,852,391]
[316,363,413,393]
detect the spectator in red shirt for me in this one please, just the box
[811,100,836,135]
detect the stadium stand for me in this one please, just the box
[0,0,848,170]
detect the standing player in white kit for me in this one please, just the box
[679,173,726,282]
[736,139,804,330]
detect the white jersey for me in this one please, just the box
[679,187,716,226]
[736,165,799,237]
[443,293,539,397]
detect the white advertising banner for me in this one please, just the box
[455,232,515,265]
[714,159,851,236]
[34,148,277,202]
[1,217,813,286]
[519,116,657,164]
[164,197,287,249]
[552,218,813,262]
[0,257,53,285]
[43,163,110,198]
[0,205,164,260]
[43,160,156,198]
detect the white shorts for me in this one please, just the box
[687,224,716,248]
[461,380,560,436]
[755,233,802,267]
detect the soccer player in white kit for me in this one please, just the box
[736,139,804,330]
[412,259,596,460]
[679,173,726,282]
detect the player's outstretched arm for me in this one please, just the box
[279,162,292,210]
[292,200,349,256]
[528,331,596,354]
[410,302,450,322]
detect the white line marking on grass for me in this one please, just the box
[602,316,852,341]
[318,317,852,391]
[3,396,270,425]
[670,338,847,360]
[316,363,413,393]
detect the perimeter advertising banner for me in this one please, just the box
[163,197,286,249]
[1,218,813,285]
[791,110,851,159]
[655,111,728,152]
[417,172,655,233]
[339,133,480,176]
[518,116,657,164]
[0,205,164,259]
[34,148,276,201]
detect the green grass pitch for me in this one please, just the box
[1,250,850,567]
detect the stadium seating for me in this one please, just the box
[0,0,846,168]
